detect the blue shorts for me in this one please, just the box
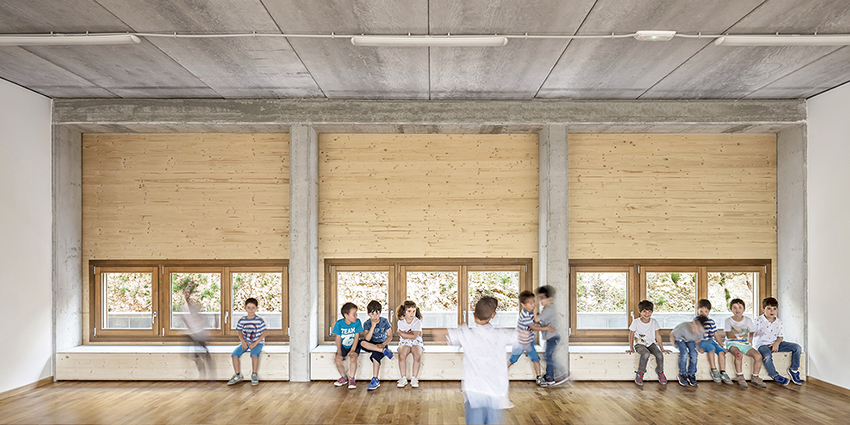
[699,339,726,354]
[508,342,540,363]
[232,342,264,358]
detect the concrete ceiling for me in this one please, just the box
[1,0,849,100]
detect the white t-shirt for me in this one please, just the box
[724,316,756,344]
[753,315,785,348]
[398,316,423,344]
[447,323,516,409]
[629,318,661,347]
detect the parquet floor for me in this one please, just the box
[1,379,848,424]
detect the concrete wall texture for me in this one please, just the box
[0,81,53,394]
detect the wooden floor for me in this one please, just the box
[1,379,848,424]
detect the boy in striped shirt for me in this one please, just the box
[507,290,547,386]
[228,297,268,386]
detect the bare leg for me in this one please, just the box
[411,345,423,377]
[746,349,762,374]
[398,346,411,378]
[252,355,260,374]
[729,347,743,373]
[334,354,347,377]
[372,359,380,378]
[532,361,541,376]
[706,351,716,369]
[349,353,359,378]
[232,355,241,374]
[718,351,727,371]
[360,341,382,351]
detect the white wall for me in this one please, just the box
[807,82,850,390]
[0,80,53,394]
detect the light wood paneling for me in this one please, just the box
[318,134,539,331]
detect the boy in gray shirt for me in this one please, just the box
[535,286,569,386]
[669,316,710,387]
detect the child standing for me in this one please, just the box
[724,298,765,388]
[332,302,363,389]
[534,285,568,386]
[396,300,424,388]
[669,316,709,387]
[227,297,267,386]
[696,299,732,384]
[507,290,546,386]
[754,297,803,386]
[357,300,394,390]
[433,297,516,425]
[626,300,670,386]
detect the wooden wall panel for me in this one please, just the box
[569,134,776,267]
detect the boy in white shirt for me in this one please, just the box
[625,300,670,386]
[724,298,765,388]
[754,297,803,385]
[434,297,515,425]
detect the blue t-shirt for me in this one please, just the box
[363,317,391,343]
[332,318,363,348]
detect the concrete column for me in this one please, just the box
[776,126,807,351]
[288,125,319,381]
[52,126,83,369]
[539,125,569,375]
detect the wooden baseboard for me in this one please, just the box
[807,377,850,398]
[0,376,53,401]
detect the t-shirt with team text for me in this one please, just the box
[695,315,718,340]
[628,318,661,347]
[333,318,363,349]
[236,315,267,344]
[363,316,391,344]
[724,316,756,345]
[753,315,785,348]
[516,308,535,344]
[398,316,423,344]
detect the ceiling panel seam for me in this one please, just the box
[18,46,121,98]
[743,46,845,99]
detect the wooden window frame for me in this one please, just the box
[90,260,288,344]
[569,259,771,345]
[324,258,533,344]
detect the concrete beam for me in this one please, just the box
[288,125,319,382]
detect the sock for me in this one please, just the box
[737,373,743,376]
[711,368,718,371]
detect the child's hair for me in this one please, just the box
[341,302,357,317]
[397,300,423,320]
[519,290,535,305]
[697,299,712,310]
[367,300,382,314]
[638,300,654,312]
[245,297,258,307]
[535,285,555,299]
[694,315,709,326]
[730,298,745,309]
[762,297,778,308]
[474,296,499,321]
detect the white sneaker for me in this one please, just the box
[411,377,419,388]
[397,377,408,388]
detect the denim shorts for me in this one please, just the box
[232,342,264,358]
[699,339,726,354]
[509,342,540,363]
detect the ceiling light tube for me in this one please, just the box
[350,35,508,47]
[0,34,141,46]
[715,34,850,46]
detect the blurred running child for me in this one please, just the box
[396,300,423,388]
[227,297,267,386]
[332,302,363,389]
[534,285,568,386]
[669,316,709,387]
[357,300,394,390]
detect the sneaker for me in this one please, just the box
[334,376,348,387]
[536,375,547,386]
[251,373,259,386]
[383,347,394,360]
[544,377,556,386]
[397,377,408,388]
[735,374,748,388]
[348,378,356,389]
[710,369,721,383]
[773,374,790,386]
[227,373,243,385]
[678,374,688,387]
[367,377,380,391]
[657,372,667,385]
[751,375,767,388]
[688,375,698,387]
[411,377,419,388]
[634,372,644,386]
[720,371,733,384]
[788,368,803,385]
[552,374,570,387]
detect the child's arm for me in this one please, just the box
[382,327,393,348]
[348,332,359,357]
[363,322,375,341]
[771,336,783,352]
[626,331,635,354]
[669,333,676,348]
[431,328,449,344]
[656,330,671,353]
[249,329,268,348]
[237,329,248,349]
[529,323,555,332]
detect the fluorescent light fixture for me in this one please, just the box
[350,35,508,47]
[715,34,850,46]
[634,30,676,41]
[0,33,141,46]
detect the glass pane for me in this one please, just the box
[171,273,221,329]
[407,271,459,328]
[103,272,153,329]
[467,271,520,327]
[337,271,389,325]
[576,272,628,329]
[232,272,283,329]
[708,272,757,324]
[646,272,697,328]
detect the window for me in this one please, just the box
[570,260,770,344]
[325,259,532,343]
[90,260,287,343]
